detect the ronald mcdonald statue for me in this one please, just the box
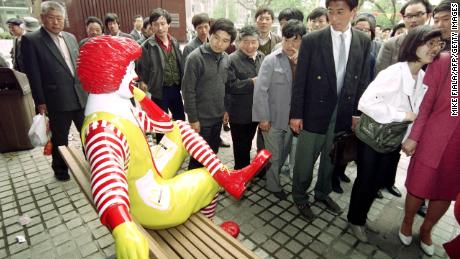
[77,36,271,258]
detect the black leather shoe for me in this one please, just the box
[332,182,344,194]
[272,190,287,200]
[297,203,315,221]
[55,173,70,182]
[386,186,402,197]
[417,204,427,217]
[339,174,351,183]
[315,197,343,215]
[376,190,383,199]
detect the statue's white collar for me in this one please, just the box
[84,93,138,125]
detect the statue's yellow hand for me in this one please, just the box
[112,221,149,259]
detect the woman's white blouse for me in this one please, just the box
[358,62,427,124]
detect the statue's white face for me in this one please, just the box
[116,61,137,99]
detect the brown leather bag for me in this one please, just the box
[330,132,357,166]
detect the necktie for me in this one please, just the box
[336,33,346,96]
[57,35,75,77]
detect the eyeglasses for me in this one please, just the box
[403,12,426,20]
[426,39,446,50]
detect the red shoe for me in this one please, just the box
[220,221,240,238]
[213,149,271,200]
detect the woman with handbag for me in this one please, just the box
[347,26,445,243]
[399,51,458,256]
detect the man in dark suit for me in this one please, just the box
[21,1,87,181]
[104,13,134,39]
[7,18,24,71]
[130,14,144,41]
[289,0,371,220]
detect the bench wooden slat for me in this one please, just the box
[175,224,221,258]
[147,231,181,259]
[59,146,259,259]
[166,227,208,258]
[183,218,238,259]
[190,214,256,258]
[156,229,195,258]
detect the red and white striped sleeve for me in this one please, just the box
[84,120,132,231]
[136,110,173,133]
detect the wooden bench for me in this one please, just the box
[59,146,259,259]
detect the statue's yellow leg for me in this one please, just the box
[149,123,190,180]
[130,167,219,229]
[130,122,221,229]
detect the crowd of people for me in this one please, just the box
[4,0,458,257]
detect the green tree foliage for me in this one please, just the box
[235,0,272,13]
[236,0,320,20]
[359,0,403,28]
[212,0,238,21]
[230,0,402,28]
[210,0,402,27]
[0,32,13,39]
[270,0,308,16]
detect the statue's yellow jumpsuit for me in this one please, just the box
[81,111,219,229]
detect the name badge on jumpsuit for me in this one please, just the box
[135,170,171,210]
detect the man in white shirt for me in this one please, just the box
[289,0,371,224]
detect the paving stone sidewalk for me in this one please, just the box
[0,129,458,258]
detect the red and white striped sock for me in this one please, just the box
[200,193,219,219]
[176,120,224,176]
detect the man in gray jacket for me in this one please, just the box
[182,18,237,170]
[252,20,306,200]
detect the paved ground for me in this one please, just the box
[0,128,458,259]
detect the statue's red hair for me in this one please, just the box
[77,35,142,94]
